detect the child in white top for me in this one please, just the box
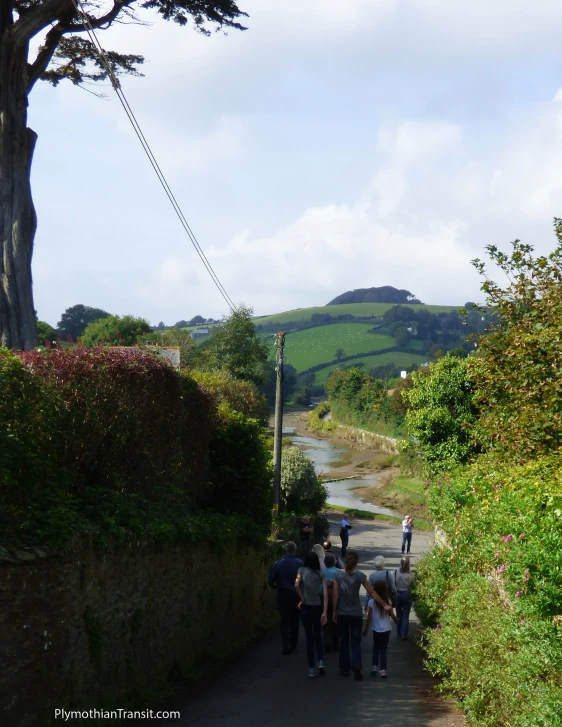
[362,580,399,677]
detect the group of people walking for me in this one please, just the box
[269,529,415,680]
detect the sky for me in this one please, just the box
[29,0,562,326]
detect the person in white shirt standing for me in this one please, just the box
[339,516,352,558]
[401,514,413,554]
[363,580,399,677]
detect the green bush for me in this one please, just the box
[280,446,327,514]
[309,402,337,433]
[191,370,269,424]
[1,347,273,545]
[0,349,62,506]
[204,403,272,529]
[415,454,562,726]
[80,314,152,347]
[325,367,406,437]
[403,355,478,475]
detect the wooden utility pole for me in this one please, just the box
[272,331,286,517]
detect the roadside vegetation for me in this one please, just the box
[0,308,274,551]
[407,223,562,727]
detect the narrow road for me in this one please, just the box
[141,516,463,726]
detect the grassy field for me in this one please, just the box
[366,473,431,526]
[181,301,456,373]
[315,351,429,383]
[255,302,459,327]
[284,324,395,371]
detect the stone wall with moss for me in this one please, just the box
[0,538,277,726]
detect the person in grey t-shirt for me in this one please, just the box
[295,552,328,678]
[332,551,392,680]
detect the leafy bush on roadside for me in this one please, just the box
[403,355,478,475]
[414,454,562,726]
[280,446,327,514]
[192,370,269,424]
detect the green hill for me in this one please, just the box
[284,324,396,371]
[254,302,457,328]
[180,298,479,391]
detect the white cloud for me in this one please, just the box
[28,0,562,325]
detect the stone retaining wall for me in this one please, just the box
[0,538,277,726]
[335,424,399,453]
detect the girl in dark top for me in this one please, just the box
[295,552,328,678]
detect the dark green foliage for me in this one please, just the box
[258,361,298,405]
[415,456,562,726]
[81,314,152,347]
[0,346,272,546]
[57,304,110,341]
[0,350,61,507]
[280,446,327,514]
[470,221,562,460]
[204,405,272,527]
[326,367,404,437]
[404,355,478,475]
[36,320,57,344]
[411,225,562,727]
[328,286,422,305]
[204,306,269,385]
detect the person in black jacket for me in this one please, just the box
[269,542,303,655]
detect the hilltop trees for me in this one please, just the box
[328,286,422,305]
[0,0,248,350]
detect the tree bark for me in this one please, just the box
[0,20,38,350]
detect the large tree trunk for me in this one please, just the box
[0,18,37,350]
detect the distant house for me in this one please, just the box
[153,347,181,368]
[190,328,209,339]
[400,370,408,379]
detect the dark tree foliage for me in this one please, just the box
[0,0,248,349]
[328,286,423,306]
[57,303,110,340]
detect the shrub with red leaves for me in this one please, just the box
[18,346,214,503]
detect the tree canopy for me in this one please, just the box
[10,0,248,93]
[0,0,248,349]
[203,306,269,385]
[57,304,110,341]
[469,219,562,460]
[80,313,151,347]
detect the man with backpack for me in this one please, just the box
[364,555,397,609]
[268,541,303,655]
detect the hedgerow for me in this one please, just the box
[412,229,562,727]
[415,455,562,726]
[1,346,272,547]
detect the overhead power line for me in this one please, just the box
[70,0,237,312]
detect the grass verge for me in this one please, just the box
[327,503,400,526]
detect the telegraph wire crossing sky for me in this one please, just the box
[29,0,562,325]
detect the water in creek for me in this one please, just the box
[283,427,402,518]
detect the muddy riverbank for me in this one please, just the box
[279,411,404,519]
